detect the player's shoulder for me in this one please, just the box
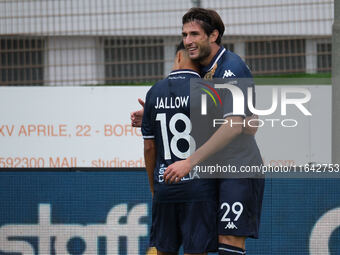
[166,70,201,89]
[146,77,167,96]
[147,69,200,97]
[222,50,244,66]
[220,50,252,78]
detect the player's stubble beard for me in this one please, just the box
[189,40,211,65]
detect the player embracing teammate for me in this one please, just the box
[138,8,264,255]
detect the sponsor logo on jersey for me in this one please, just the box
[159,164,166,182]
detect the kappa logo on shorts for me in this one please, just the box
[225,221,238,229]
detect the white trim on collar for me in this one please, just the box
[207,48,226,72]
[218,247,246,255]
[169,70,200,77]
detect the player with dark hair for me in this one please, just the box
[131,9,255,132]
[164,8,264,255]
[142,42,218,255]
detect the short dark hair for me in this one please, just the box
[176,41,185,53]
[182,8,225,45]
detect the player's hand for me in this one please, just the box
[243,114,258,135]
[164,159,191,184]
[130,98,145,127]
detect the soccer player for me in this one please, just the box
[142,42,218,255]
[164,8,265,255]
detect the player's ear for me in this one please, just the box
[209,29,219,44]
[177,51,182,63]
[173,51,181,70]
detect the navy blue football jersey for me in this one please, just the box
[201,46,253,79]
[201,46,263,171]
[142,69,217,202]
[201,47,264,238]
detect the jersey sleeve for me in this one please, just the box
[141,89,155,139]
[221,78,255,118]
[221,60,255,118]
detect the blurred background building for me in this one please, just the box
[0,0,334,85]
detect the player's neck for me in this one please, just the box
[172,66,199,73]
[173,59,199,73]
[199,43,220,67]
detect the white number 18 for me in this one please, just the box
[156,113,196,160]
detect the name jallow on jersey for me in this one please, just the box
[154,96,189,109]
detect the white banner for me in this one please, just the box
[0,85,331,168]
[255,85,331,166]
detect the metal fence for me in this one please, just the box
[0,0,334,86]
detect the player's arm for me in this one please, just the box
[144,139,156,196]
[243,114,258,135]
[130,98,145,127]
[141,89,156,194]
[237,63,259,135]
[164,116,243,183]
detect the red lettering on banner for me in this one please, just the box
[18,125,28,136]
[91,157,145,167]
[104,124,143,137]
[18,124,68,137]
[0,125,14,136]
[113,124,123,136]
[49,157,77,167]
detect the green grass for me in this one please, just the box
[88,73,332,86]
[92,82,153,86]
[254,73,331,78]
[253,73,331,85]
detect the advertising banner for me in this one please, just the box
[0,85,331,169]
[0,170,339,254]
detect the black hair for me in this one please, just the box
[176,41,185,53]
[182,8,225,45]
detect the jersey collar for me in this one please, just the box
[169,69,201,78]
[201,46,226,74]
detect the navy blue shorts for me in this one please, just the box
[218,178,265,238]
[150,200,218,253]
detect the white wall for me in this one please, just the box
[203,0,334,35]
[0,0,333,36]
[45,37,104,86]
